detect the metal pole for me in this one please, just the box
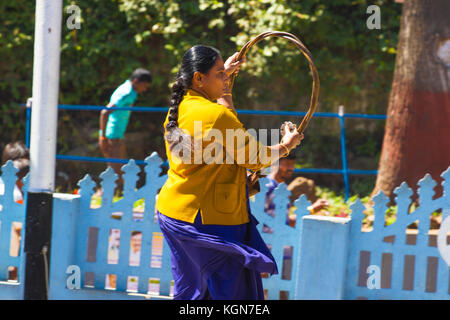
[24,0,63,300]
[25,98,32,149]
[338,105,350,201]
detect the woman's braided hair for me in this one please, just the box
[165,45,221,151]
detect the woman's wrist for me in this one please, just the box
[281,138,295,150]
[279,143,290,157]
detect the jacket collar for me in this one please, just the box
[186,88,211,101]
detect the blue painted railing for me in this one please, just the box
[345,173,450,299]
[23,103,386,200]
[1,155,449,300]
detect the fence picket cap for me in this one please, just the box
[122,159,140,199]
[0,160,19,206]
[99,167,117,208]
[417,173,437,201]
[393,182,413,220]
[143,152,165,183]
[77,174,96,211]
[302,215,350,224]
[348,198,365,236]
[371,190,389,233]
[292,194,312,218]
[272,183,292,226]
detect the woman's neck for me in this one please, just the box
[189,86,213,101]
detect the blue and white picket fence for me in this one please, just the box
[345,172,450,299]
[0,161,28,299]
[0,153,449,300]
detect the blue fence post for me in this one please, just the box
[338,105,350,201]
[25,98,32,149]
[48,193,81,299]
[296,215,351,299]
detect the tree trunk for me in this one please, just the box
[372,0,450,202]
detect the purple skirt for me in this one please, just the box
[157,209,278,300]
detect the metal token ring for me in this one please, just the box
[229,31,320,134]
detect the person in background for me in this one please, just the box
[264,152,329,227]
[0,141,30,203]
[99,68,152,193]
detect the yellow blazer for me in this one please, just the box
[155,89,273,225]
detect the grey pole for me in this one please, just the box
[24,0,63,300]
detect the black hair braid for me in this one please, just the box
[165,77,187,151]
[165,78,185,132]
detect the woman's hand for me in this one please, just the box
[224,52,246,77]
[280,122,304,151]
[280,121,297,137]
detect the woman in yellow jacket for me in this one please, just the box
[156,45,303,300]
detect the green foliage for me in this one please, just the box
[0,2,35,146]
[312,186,372,226]
[351,176,377,197]
[1,0,402,107]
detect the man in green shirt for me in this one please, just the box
[99,68,152,192]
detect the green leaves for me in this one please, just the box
[0,0,402,112]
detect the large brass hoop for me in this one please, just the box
[229,31,320,134]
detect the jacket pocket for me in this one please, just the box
[214,183,239,214]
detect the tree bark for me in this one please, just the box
[372,0,450,202]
